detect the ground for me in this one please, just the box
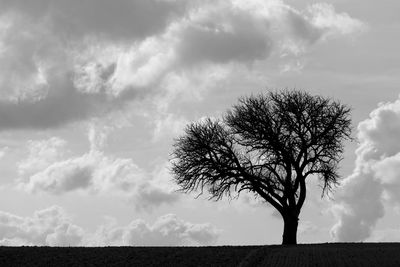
[1,243,399,266]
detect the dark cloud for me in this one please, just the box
[0,0,186,41]
[0,0,364,131]
[177,5,273,65]
[0,75,108,130]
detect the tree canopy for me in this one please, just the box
[171,89,352,244]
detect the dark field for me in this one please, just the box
[1,243,400,266]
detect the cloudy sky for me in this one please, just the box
[0,0,399,246]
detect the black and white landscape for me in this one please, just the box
[0,0,399,255]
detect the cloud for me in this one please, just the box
[175,1,274,65]
[331,97,400,241]
[17,126,179,211]
[89,214,220,246]
[0,206,84,246]
[17,137,67,177]
[308,3,367,37]
[0,146,8,159]
[0,0,186,41]
[0,206,220,246]
[152,113,188,142]
[0,0,364,131]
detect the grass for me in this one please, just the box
[1,243,400,266]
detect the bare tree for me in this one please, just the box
[171,90,352,245]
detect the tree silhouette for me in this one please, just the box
[171,90,352,245]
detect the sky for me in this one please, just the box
[0,0,399,246]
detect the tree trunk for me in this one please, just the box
[282,215,298,245]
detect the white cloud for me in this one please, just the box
[152,113,188,142]
[0,206,84,246]
[17,137,67,177]
[22,152,96,194]
[89,214,220,246]
[0,206,220,246]
[17,127,179,211]
[0,0,364,131]
[308,3,367,37]
[331,96,400,241]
